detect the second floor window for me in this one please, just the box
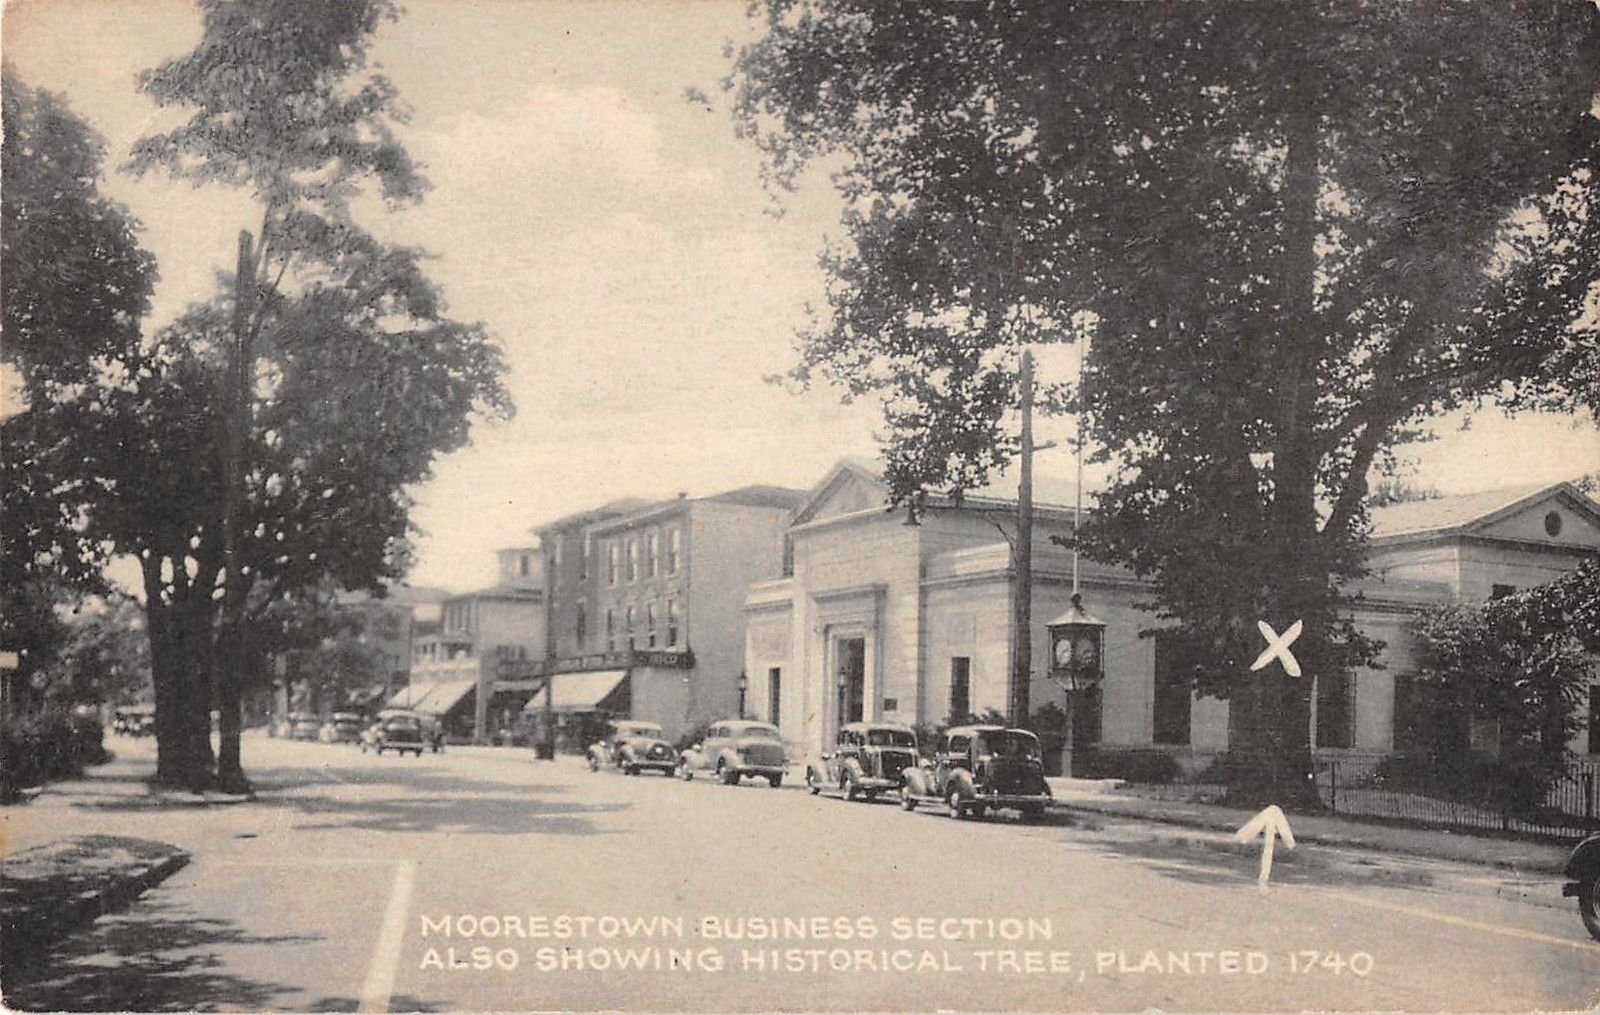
[625,605,636,647]
[646,531,659,578]
[626,538,639,583]
[605,608,615,651]
[575,603,587,647]
[665,527,681,575]
[645,601,658,648]
[607,543,619,585]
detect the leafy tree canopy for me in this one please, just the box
[1,69,158,666]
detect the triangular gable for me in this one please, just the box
[790,458,890,527]
[1467,484,1600,548]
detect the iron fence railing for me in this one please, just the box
[1314,751,1600,841]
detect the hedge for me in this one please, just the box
[0,710,108,803]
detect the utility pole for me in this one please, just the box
[1010,347,1035,726]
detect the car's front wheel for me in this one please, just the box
[718,760,740,786]
[588,755,600,772]
[945,786,965,819]
[805,768,821,795]
[1580,880,1600,941]
[768,773,783,788]
[900,785,917,812]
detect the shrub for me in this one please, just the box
[1374,747,1559,818]
[0,709,107,803]
[1074,746,1181,784]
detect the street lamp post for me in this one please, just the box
[737,671,748,720]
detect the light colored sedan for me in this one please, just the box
[678,719,788,787]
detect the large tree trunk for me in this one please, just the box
[143,558,217,791]
[1226,14,1324,810]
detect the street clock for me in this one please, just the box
[1046,593,1105,692]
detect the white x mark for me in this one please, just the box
[1250,619,1303,677]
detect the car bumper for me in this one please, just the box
[736,764,787,777]
[975,793,1052,808]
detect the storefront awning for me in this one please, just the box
[411,678,477,716]
[384,684,432,710]
[521,669,627,712]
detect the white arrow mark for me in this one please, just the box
[1234,804,1296,893]
[1250,619,1303,676]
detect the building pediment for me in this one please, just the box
[791,458,891,527]
[1370,482,1600,550]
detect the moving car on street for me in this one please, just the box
[679,719,788,787]
[900,724,1052,821]
[371,714,427,757]
[804,722,920,801]
[587,720,679,776]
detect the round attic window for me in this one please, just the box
[1545,511,1563,538]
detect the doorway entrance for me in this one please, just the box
[836,637,865,733]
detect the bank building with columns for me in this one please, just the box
[742,457,1600,771]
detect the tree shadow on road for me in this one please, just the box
[276,788,628,836]
[3,898,324,1012]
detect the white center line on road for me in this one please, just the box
[357,860,417,1013]
[1324,887,1600,953]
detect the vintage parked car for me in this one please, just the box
[1563,831,1600,940]
[804,722,920,801]
[288,712,322,742]
[586,720,679,776]
[372,715,427,757]
[324,711,366,744]
[900,724,1052,821]
[679,719,788,787]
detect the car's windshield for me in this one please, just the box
[981,730,1041,760]
[620,724,662,738]
[739,726,781,741]
[867,729,916,748]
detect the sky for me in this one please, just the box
[5,0,1598,594]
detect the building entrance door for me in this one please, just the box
[837,637,865,732]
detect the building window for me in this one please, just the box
[575,603,587,648]
[607,542,619,586]
[1317,670,1355,750]
[625,605,636,647]
[646,531,659,578]
[579,534,589,581]
[519,553,530,578]
[626,538,638,583]
[645,601,658,648]
[1546,511,1564,538]
[666,599,680,648]
[552,541,562,579]
[949,657,970,724]
[665,527,681,575]
[1152,633,1193,747]
[769,667,782,727]
[605,608,615,651]
[1491,584,1516,600]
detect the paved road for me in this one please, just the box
[4,734,1597,1012]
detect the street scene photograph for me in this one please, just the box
[3,0,1600,1012]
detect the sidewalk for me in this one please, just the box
[1045,777,1572,875]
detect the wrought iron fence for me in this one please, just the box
[1314,751,1600,841]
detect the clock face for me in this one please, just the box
[1053,637,1074,667]
[1074,636,1099,667]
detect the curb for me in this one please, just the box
[1,836,191,970]
[1055,797,1565,874]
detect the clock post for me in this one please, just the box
[1046,593,1105,779]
